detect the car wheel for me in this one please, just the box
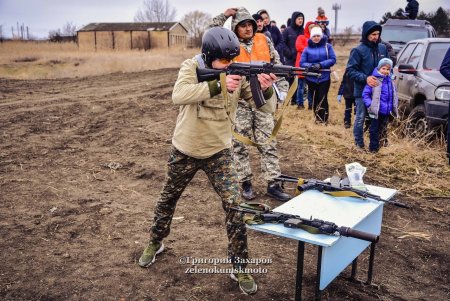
[405,104,429,138]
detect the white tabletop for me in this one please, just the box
[249,186,397,247]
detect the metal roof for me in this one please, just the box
[384,19,430,27]
[77,22,185,32]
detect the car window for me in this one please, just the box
[397,43,416,65]
[381,27,429,44]
[407,44,424,68]
[424,42,450,70]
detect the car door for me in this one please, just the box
[395,43,417,108]
[404,43,425,107]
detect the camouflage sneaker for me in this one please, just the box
[230,272,257,295]
[138,241,164,268]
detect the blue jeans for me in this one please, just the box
[296,78,305,106]
[353,97,367,147]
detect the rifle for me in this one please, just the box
[274,175,409,208]
[231,205,379,243]
[196,62,321,109]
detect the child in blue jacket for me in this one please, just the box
[362,58,398,152]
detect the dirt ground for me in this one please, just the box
[0,69,449,301]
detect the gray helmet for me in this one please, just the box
[201,27,240,66]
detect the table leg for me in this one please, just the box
[366,242,376,284]
[295,241,305,301]
[315,246,323,301]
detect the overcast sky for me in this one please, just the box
[0,0,448,39]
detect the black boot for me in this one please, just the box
[267,181,291,202]
[241,181,255,200]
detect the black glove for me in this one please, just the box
[311,63,321,71]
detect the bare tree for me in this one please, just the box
[134,0,177,22]
[0,25,3,42]
[181,11,211,47]
[48,29,63,42]
[339,26,353,46]
[48,21,77,42]
[62,22,77,36]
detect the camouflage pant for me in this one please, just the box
[150,146,248,265]
[232,100,281,183]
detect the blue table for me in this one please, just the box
[248,185,397,300]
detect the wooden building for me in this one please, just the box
[77,22,188,51]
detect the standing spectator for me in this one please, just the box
[282,11,305,104]
[282,11,305,66]
[258,9,284,64]
[210,7,291,202]
[138,27,278,295]
[439,47,450,165]
[362,58,399,152]
[300,26,337,123]
[294,21,316,109]
[337,68,356,128]
[405,0,419,20]
[253,13,272,41]
[381,39,397,66]
[280,24,286,33]
[346,21,388,150]
[316,7,331,40]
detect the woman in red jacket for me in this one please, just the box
[295,21,319,110]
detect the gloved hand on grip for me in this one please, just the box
[311,63,321,71]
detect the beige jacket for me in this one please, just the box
[171,57,276,159]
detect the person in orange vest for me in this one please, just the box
[209,7,292,203]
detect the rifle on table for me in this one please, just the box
[231,205,379,243]
[196,62,321,109]
[274,175,409,208]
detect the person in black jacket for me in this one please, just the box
[282,11,305,104]
[253,13,272,41]
[405,0,419,20]
[380,39,397,66]
[337,69,355,128]
[257,9,284,63]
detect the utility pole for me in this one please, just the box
[332,3,341,34]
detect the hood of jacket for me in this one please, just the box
[360,21,382,46]
[304,21,315,39]
[231,7,257,40]
[290,11,305,30]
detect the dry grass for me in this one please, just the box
[0,41,198,79]
[1,40,448,204]
[280,41,449,202]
